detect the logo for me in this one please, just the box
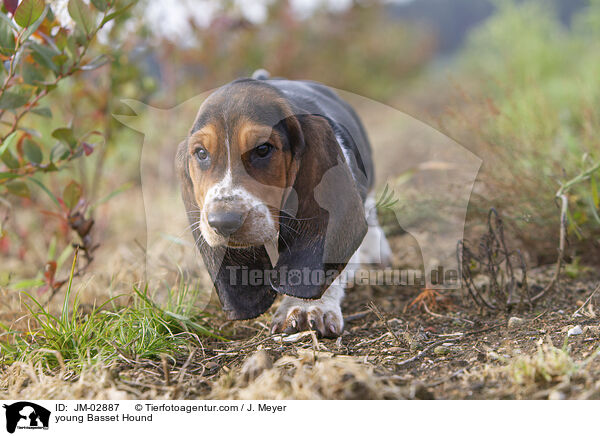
[2,402,50,434]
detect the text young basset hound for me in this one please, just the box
[176,71,391,338]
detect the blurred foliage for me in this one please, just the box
[452,0,600,263]
[153,0,435,103]
[0,0,149,291]
[0,0,135,185]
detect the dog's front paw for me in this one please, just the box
[270,296,343,338]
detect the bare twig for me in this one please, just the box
[422,302,474,326]
[396,322,503,367]
[530,194,568,302]
[458,209,529,311]
[368,301,405,347]
[573,283,600,318]
[396,338,460,367]
[344,310,370,323]
[161,355,171,386]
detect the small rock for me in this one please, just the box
[548,390,566,400]
[508,316,525,329]
[567,325,583,336]
[388,347,403,353]
[104,388,130,400]
[240,350,273,382]
[433,346,450,355]
[204,361,219,371]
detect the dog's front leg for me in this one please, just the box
[270,284,344,338]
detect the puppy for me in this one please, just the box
[176,71,391,337]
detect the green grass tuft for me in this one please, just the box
[0,251,224,371]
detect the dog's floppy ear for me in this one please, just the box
[175,140,277,320]
[271,114,367,299]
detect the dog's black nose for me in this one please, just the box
[207,211,244,237]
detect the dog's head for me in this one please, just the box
[176,79,367,319]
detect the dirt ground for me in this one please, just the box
[2,229,599,400]
[137,264,600,400]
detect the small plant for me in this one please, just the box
[375,184,399,211]
[509,343,577,386]
[0,250,223,371]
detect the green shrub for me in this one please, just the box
[456,0,600,261]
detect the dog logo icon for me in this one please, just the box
[2,402,50,433]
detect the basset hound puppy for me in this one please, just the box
[176,70,391,338]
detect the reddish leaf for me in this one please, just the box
[0,235,10,254]
[44,260,57,286]
[82,142,94,156]
[3,0,18,14]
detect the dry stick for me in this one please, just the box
[161,355,171,386]
[396,322,504,367]
[573,283,600,318]
[531,309,548,322]
[533,160,600,302]
[396,338,460,367]
[344,310,371,323]
[368,301,405,347]
[175,348,199,385]
[457,240,497,310]
[422,302,475,326]
[354,331,393,348]
[531,193,568,302]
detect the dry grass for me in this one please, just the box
[210,349,403,400]
[0,363,130,400]
[508,342,578,386]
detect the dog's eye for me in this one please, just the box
[253,143,273,158]
[195,147,209,162]
[193,147,211,169]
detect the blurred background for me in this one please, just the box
[1,0,599,309]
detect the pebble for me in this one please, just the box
[567,325,583,336]
[507,316,525,329]
[204,361,219,371]
[433,346,450,355]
